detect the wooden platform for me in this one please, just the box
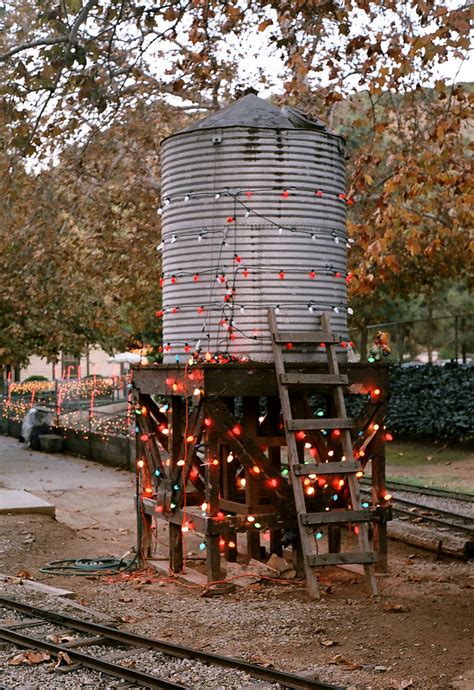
[132,361,391,588]
[133,361,389,398]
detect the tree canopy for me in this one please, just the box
[0,0,472,365]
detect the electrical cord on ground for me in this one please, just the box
[39,555,137,576]
[40,453,142,577]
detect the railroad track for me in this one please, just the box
[0,597,344,690]
[360,481,474,557]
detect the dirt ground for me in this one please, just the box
[385,441,474,493]
[1,510,473,690]
[1,435,473,689]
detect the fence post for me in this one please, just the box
[461,316,467,364]
[398,323,404,365]
[454,316,459,363]
[88,409,92,459]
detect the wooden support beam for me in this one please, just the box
[243,396,262,560]
[307,552,377,566]
[280,373,349,386]
[292,461,359,476]
[205,399,285,497]
[287,418,354,431]
[301,509,371,526]
[371,415,388,572]
[267,395,283,557]
[169,396,183,573]
[205,428,221,581]
[219,499,277,515]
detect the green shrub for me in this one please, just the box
[23,375,50,382]
[387,363,474,442]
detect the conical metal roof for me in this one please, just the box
[174,93,328,135]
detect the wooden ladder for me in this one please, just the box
[268,308,377,599]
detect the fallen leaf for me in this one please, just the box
[9,651,51,665]
[248,655,274,667]
[54,651,73,669]
[389,680,413,689]
[16,569,31,579]
[122,659,137,668]
[329,654,361,670]
[321,639,337,647]
[9,654,26,666]
[47,633,75,644]
[384,603,409,613]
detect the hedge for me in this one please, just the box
[387,363,474,442]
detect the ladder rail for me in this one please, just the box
[320,314,377,594]
[268,309,378,598]
[268,308,321,599]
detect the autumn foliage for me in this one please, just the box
[0,0,472,365]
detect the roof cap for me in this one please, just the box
[175,93,328,135]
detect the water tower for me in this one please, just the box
[132,94,390,597]
[159,93,351,362]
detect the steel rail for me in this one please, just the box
[360,487,474,534]
[389,505,474,536]
[0,597,344,690]
[390,495,473,525]
[0,626,186,690]
[359,488,473,533]
[361,478,474,503]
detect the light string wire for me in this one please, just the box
[157,188,354,249]
[158,262,350,281]
[158,185,354,212]
[159,187,352,356]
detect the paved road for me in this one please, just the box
[0,435,135,533]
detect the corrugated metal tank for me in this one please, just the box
[159,93,350,363]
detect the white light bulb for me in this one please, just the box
[348,307,354,315]
[311,234,316,241]
[184,195,190,202]
[240,306,245,314]
[275,305,280,314]
[171,234,177,244]
[278,227,283,235]
[197,234,202,242]
[333,307,340,314]
[157,208,162,216]
[215,193,220,200]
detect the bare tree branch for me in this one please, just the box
[0,0,98,63]
[0,37,69,63]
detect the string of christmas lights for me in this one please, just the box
[134,396,393,541]
[158,264,352,283]
[158,184,351,357]
[157,185,355,215]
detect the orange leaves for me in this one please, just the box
[258,19,273,32]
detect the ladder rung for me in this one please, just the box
[307,552,377,567]
[301,509,371,526]
[273,331,339,344]
[287,418,354,431]
[293,461,358,476]
[280,373,348,387]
